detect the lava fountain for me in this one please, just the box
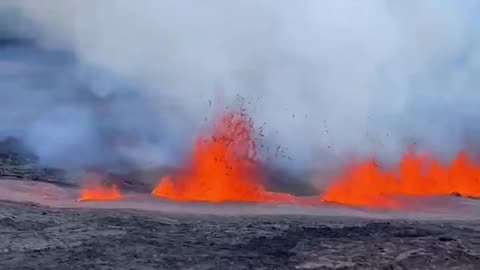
[79,174,122,201]
[152,111,294,203]
[321,147,480,208]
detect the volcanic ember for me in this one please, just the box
[79,175,122,201]
[321,147,480,208]
[152,111,293,203]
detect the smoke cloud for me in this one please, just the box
[1,1,480,171]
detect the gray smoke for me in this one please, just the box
[1,0,480,171]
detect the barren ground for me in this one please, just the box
[1,195,480,270]
[0,143,479,270]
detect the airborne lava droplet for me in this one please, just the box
[152,111,293,203]
[321,147,480,208]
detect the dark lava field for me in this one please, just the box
[0,200,480,270]
[0,138,479,269]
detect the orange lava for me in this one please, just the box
[152,111,294,203]
[321,148,480,208]
[79,178,122,201]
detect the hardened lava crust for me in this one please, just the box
[0,200,480,270]
[0,138,479,269]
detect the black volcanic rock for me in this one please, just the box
[0,137,38,165]
[0,137,72,186]
[0,201,479,269]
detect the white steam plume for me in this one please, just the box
[1,0,480,170]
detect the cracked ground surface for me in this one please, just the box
[0,201,480,269]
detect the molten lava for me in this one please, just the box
[79,178,122,201]
[321,148,480,208]
[152,111,293,203]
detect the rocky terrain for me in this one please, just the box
[0,138,71,185]
[0,200,478,270]
[0,137,480,269]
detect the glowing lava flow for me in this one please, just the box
[152,112,294,203]
[79,178,122,201]
[321,148,480,208]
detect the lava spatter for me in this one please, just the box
[321,147,480,208]
[79,174,122,201]
[152,111,294,203]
